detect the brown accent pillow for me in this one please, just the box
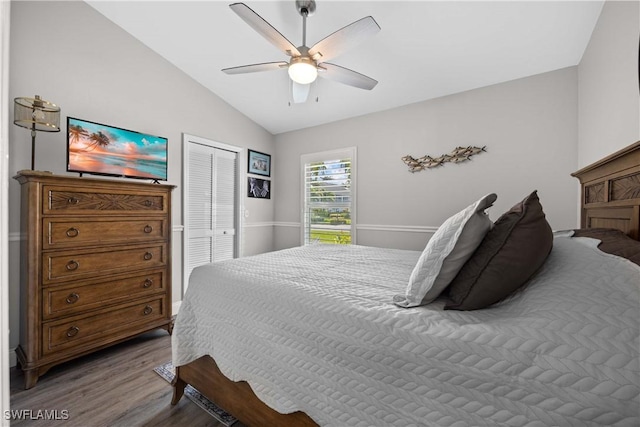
[445,191,553,310]
[573,228,640,266]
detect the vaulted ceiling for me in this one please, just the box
[86,1,604,134]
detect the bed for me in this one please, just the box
[171,141,640,426]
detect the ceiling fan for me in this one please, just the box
[222,0,381,104]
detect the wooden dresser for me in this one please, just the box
[14,171,175,389]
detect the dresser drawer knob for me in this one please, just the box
[143,225,153,233]
[66,326,80,338]
[143,252,153,261]
[66,260,79,271]
[144,200,153,207]
[143,278,153,288]
[65,227,80,238]
[67,197,80,205]
[65,293,80,304]
[143,305,153,315]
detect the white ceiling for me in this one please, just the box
[86,1,604,135]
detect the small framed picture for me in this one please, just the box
[248,177,271,199]
[248,149,271,177]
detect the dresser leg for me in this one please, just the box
[23,369,39,390]
[162,319,174,336]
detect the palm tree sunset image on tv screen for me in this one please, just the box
[67,117,167,181]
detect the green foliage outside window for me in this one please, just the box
[306,158,352,245]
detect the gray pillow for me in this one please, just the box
[394,193,496,308]
[445,191,553,311]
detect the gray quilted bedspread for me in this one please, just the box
[173,235,640,426]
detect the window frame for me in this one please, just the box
[300,147,357,245]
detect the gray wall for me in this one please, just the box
[274,67,580,251]
[274,0,640,251]
[8,1,275,355]
[578,0,640,167]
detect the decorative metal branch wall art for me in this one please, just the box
[401,146,487,173]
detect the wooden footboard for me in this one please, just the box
[171,356,318,427]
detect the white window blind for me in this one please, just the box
[301,148,356,245]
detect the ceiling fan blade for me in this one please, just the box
[319,63,378,90]
[230,3,301,57]
[291,81,310,104]
[222,61,288,75]
[308,16,380,62]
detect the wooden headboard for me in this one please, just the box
[571,141,640,241]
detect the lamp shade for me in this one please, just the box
[14,95,61,132]
[13,95,61,170]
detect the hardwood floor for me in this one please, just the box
[10,330,238,427]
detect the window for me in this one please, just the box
[301,148,356,245]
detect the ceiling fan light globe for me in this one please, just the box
[288,60,318,84]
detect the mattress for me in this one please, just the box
[172,234,640,426]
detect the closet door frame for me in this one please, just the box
[182,133,243,295]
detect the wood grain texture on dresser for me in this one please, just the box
[13,170,175,389]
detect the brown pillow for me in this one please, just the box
[573,228,640,266]
[445,191,553,310]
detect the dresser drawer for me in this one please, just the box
[43,270,166,319]
[42,297,166,355]
[43,217,167,249]
[43,243,167,285]
[43,185,167,215]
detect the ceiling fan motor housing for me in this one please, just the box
[296,0,316,17]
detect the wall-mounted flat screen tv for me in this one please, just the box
[67,117,168,181]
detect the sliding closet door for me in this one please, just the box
[183,134,240,293]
